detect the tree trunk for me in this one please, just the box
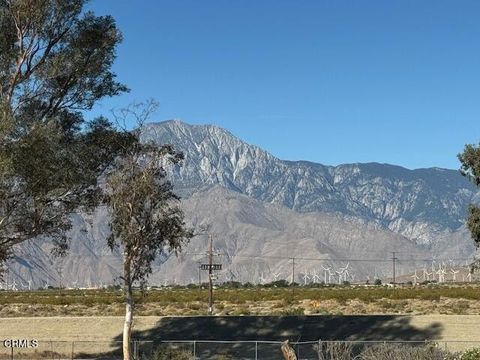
[123,262,133,360]
[281,340,297,360]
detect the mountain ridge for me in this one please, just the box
[142,120,475,245]
[3,119,476,288]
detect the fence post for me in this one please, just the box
[193,341,196,360]
[50,341,54,360]
[71,341,74,360]
[10,345,13,360]
[133,340,137,360]
[255,341,258,360]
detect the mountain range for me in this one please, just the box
[4,120,477,287]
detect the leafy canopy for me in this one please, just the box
[0,0,133,267]
[459,144,480,246]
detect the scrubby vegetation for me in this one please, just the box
[150,342,480,360]
[1,284,480,316]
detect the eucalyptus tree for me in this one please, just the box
[459,145,480,250]
[0,0,132,267]
[104,118,193,360]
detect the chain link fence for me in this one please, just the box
[157,339,480,360]
[2,339,480,360]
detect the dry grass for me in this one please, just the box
[1,284,480,317]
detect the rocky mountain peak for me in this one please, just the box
[141,120,475,245]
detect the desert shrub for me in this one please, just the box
[150,345,191,360]
[264,280,290,288]
[281,307,304,316]
[359,343,457,360]
[315,341,355,360]
[461,348,480,360]
[451,300,470,315]
[314,342,458,360]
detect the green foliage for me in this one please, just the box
[459,143,480,254]
[2,285,480,309]
[467,205,480,248]
[0,0,131,268]
[150,345,191,360]
[105,134,193,285]
[358,343,458,360]
[461,348,480,360]
[374,279,382,286]
[459,144,480,186]
[263,280,290,288]
[280,307,304,316]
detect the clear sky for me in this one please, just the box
[87,1,480,170]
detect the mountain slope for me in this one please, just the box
[8,186,455,287]
[141,120,475,245]
[3,120,476,288]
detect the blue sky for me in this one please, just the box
[87,1,480,170]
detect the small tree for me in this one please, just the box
[104,121,193,360]
[459,144,480,272]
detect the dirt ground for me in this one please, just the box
[0,315,480,351]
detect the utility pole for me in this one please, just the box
[392,252,397,288]
[208,234,214,315]
[291,257,296,297]
[197,261,202,296]
[292,257,295,285]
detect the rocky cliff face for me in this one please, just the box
[3,120,476,288]
[142,120,475,245]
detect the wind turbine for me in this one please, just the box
[431,259,437,281]
[302,272,310,286]
[411,270,419,285]
[259,272,266,285]
[334,269,341,284]
[311,269,320,283]
[322,265,331,284]
[328,268,335,284]
[339,263,350,283]
[436,268,442,283]
[273,272,281,282]
[19,280,28,291]
[451,268,459,282]
[227,271,237,282]
[425,269,432,281]
[436,264,447,283]
[441,265,448,283]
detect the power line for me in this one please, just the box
[181,252,475,263]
